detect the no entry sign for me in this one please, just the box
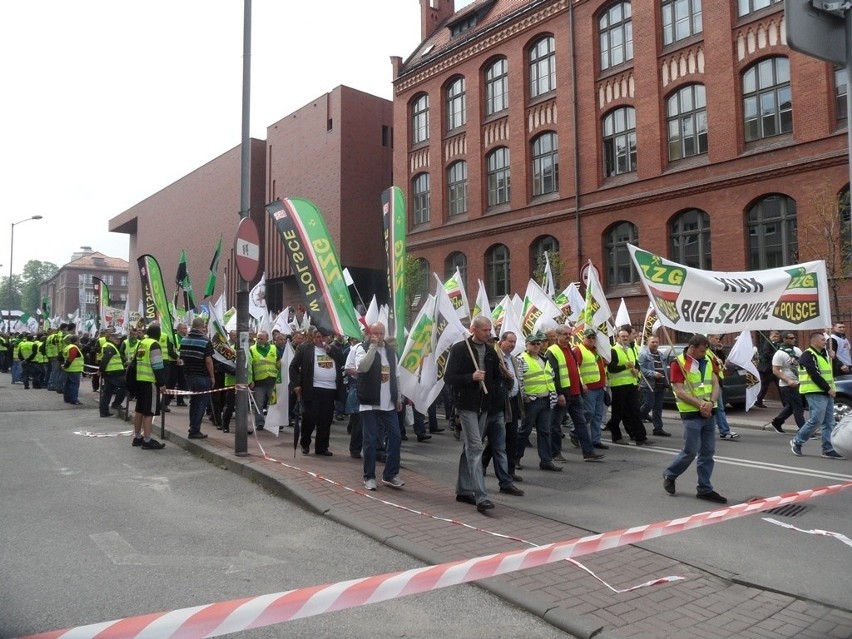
[235,217,260,282]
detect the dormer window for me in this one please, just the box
[450,14,477,36]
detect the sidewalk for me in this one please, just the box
[149,399,852,639]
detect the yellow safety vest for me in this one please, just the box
[609,344,638,387]
[32,340,47,364]
[576,344,602,385]
[63,344,84,373]
[799,348,834,395]
[18,339,34,360]
[45,333,59,358]
[250,344,278,382]
[520,352,555,396]
[136,338,158,383]
[673,354,713,413]
[546,344,571,390]
[102,342,124,374]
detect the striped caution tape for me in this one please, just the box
[73,430,135,438]
[20,481,850,639]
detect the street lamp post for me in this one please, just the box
[7,215,43,331]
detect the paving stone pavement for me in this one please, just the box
[145,401,852,639]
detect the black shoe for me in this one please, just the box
[132,436,144,447]
[417,434,432,442]
[653,430,672,437]
[350,451,362,459]
[511,473,523,482]
[499,484,524,496]
[141,438,165,450]
[569,434,580,448]
[215,424,223,430]
[456,494,476,505]
[162,406,171,412]
[476,499,495,513]
[401,434,409,441]
[301,445,310,454]
[100,413,114,418]
[188,432,208,439]
[110,403,123,410]
[697,491,727,504]
[754,401,767,408]
[176,401,187,407]
[768,422,785,434]
[515,461,523,470]
[635,439,654,446]
[663,475,676,495]
[222,427,230,433]
[316,450,333,456]
[583,453,606,461]
[539,461,563,471]
[429,427,445,433]
[256,425,264,431]
[593,443,610,450]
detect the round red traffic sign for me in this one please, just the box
[580,262,600,287]
[235,217,261,282]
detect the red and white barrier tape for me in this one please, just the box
[21,481,850,639]
[73,430,134,438]
[763,517,852,548]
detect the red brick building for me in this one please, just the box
[263,85,394,310]
[110,86,394,315]
[393,0,851,318]
[109,140,268,309]
[41,249,129,320]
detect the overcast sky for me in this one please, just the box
[0,0,475,276]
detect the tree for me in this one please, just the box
[20,260,58,316]
[797,182,851,316]
[532,249,568,292]
[0,274,24,312]
[405,256,429,324]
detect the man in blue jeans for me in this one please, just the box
[663,334,727,504]
[180,317,216,440]
[355,322,404,491]
[790,332,844,459]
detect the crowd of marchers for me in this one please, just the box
[0,318,846,513]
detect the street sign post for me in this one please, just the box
[235,217,260,283]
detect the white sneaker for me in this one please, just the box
[719,432,739,440]
[381,475,405,489]
[364,478,377,491]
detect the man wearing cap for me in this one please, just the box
[575,328,609,450]
[607,328,652,445]
[290,327,345,455]
[516,330,561,471]
[546,325,606,462]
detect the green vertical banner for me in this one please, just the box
[382,186,407,345]
[266,198,362,338]
[92,276,110,330]
[204,236,223,299]
[137,254,176,348]
[174,249,197,311]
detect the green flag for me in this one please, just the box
[204,236,223,299]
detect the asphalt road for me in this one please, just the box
[402,410,852,611]
[0,401,569,639]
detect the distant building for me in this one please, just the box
[392,0,851,316]
[108,85,394,315]
[41,248,129,320]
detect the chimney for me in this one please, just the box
[420,0,456,41]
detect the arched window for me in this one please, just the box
[605,222,639,286]
[599,2,633,71]
[743,57,792,141]
[412,173,431,225]
[747,195,797,269]
[603,107,637,177]
[412,258,431,298]
[484,58,509,116]
[444,252,468,287]
[669,209,711,269]
[411,93,429,144]
[487,147,511,206]
[662,0,702,46]
[486,244,511,297]
[446,77,466,131]
[447,161,468,216]
[667,84,707,160]
[530,236,559,283]
[531,132,559,196]
[529,36,556,98]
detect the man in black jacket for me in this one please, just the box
[290,328,345,456]
[444,315,503,513]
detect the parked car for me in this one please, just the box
[833,375,852,420]
[656,344,749,410]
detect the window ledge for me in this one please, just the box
[485,202,512,216]
[601,171,638,189]
[598,60,635,82]
[529,191,561,206]
[660,33,704,56]
[664,153,709,173]
[742,132,794,156]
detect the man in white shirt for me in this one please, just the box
[767,333,804,434]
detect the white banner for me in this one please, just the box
[628,245,832,333]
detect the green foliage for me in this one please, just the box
[0,274,24,311]
[532,250,567,291]
[405,256,429,324]
[15,261,57,315]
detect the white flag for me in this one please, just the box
[615,298,631,330]
[265,341,294,432]
[542,251,556,298]
[248,273,267,320]
[725,330,762,411]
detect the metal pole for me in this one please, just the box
[8,222,15,331]
[234,0,252,457]
[846,11,852,255]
